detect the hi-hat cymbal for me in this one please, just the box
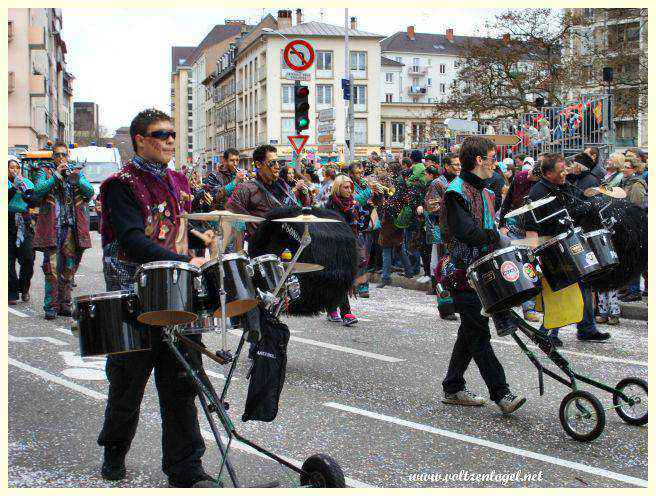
[504,196,556,219]
[273,214,342,223]
[182,210,264,223]
[510,236,552,249]
[584,185,627,199]
[282,262,324,273]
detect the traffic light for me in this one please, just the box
[294,82,310,133]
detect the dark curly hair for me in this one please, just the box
[129,108,172,152]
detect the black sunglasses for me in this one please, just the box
[53,152,68,158]
[145,130,176,140]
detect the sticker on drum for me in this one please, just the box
[584,252,599,267]
[522,263,538,283]
[570,243,583,255]
[483,271,495,284]
[500,261,519,282]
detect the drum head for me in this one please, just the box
[138,309,199,326]
[213,299,259,319]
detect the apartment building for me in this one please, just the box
[9,8,74,150]
[171,46,195,166]
[565,8,647,147]
[232,10,384,163]
[73,101,99,145]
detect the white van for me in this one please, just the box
[68,146,122,231]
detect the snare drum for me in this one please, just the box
[74,291,151,357]
[533,227,598,292]
[135,261,202,326]
[250,254,285,294]
[200,253,258,318]
[581,229,619,283]
[467,246,541,314]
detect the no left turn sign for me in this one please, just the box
[283,39,315,72]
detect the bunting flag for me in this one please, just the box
[593,100,603,124]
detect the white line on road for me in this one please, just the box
[56,327,74,336]
[8,307,30,318]
[229,330,403,363]
[8,334,69,346]
[9,358,107,401]
[205,370,227,381]
[324,402,647,488]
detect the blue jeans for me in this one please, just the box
[545,284,597,337]
[381,246,413,283]
[626,276,641,296]
[402,229,421,275]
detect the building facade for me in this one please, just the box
[565,8,648,148]
[73,101,99,145]
[9,8,74,150]
[171,46,195,166]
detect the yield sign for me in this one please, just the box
[288,135,309,154]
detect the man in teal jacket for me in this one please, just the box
[32,142,94,319]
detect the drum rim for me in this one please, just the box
[251,254,280,264]
[534,226,583,251]
[467,246,530,273]
[582,228,611,238]
[75,290,134,303]
[136,260,200,274]
[201,252,249,270]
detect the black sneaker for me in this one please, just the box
[549,335,563,348]
[44,311,57,320]
[101,449,126,481]
[577,331,611,342]
[169,471,223,488]
[620,293,642,303]
[58,308,72,317]
[442,314,458,321]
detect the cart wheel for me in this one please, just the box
[299,454,346,488]
[559,390,605,442]
[613,377,648,426]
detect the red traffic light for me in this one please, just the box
[296,86,309,98]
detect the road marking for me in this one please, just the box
[324,402,648,488]
[199,429,374,488]
[8,307,30,318]
[205,370,227,381]
[8,334,68,346]
[229,330,403,363]
[9,358,107,401]
[55,327,74,336]
[490,338,648,367]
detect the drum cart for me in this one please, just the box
[507,310,647,442]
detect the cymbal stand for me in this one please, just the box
[211,218,232,363]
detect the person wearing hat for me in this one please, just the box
[522,156,535,171]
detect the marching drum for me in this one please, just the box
[533,227,598,292]
[467,246,541,314]
[74,291,151,356]
[250,254,285,294]
[199,254,258,318]
[135,261,202,326]
[581,229,619,283]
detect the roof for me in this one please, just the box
[274,21,384,39]
[171,46,195,72]
[381,31,497,56]
[381,55,404,67]
[188,24,245,65]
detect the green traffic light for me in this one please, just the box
[298,118,308,127]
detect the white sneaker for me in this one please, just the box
[442,387,486,406]
[496,392,526,414]
[416,275,431,284]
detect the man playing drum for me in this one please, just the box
[97,109,218,487]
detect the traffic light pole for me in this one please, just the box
[344,8,354,165]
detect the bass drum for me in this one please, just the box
[467,246,541,314]
[74,291,151,357]
[581,229,619,284]
[534,227,598,292]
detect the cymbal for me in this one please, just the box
[273,214,342,224]
[282,262,324,274]
[510,236,552,249]
[584,185,627,199]
[504,196,556,219]
[182,210,264,223]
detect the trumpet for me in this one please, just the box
[369,180,395,196]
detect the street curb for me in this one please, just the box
[369,273,648,321]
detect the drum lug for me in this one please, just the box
[126,298,135,314]
[89,303,96,319]
[246,263,254,278]
[173,269,179,285]
[140,273,147,287]
[195,276,207,297]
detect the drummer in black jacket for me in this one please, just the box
[440,136,526,415]
[524,153,610,346]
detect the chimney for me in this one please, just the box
[277,9,292,29]
[296,8,302,26]
[407,25,415,41]
[446,28,454,42]
[502,33,510,45]
[350,17,357,30]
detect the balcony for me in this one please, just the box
[8,21,14,42]
[236,81,243,93]
[236,106,243,123]
[29,74,46,96]
[257,66,266,81]
[408,65,427,76]
[8,71,15,93]
[257,98,266,115]
[408,85,427,95]
[28,26,45,49]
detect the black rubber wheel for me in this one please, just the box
[299,454,346,488]
[559,390,606,442]
[613,377,648,426]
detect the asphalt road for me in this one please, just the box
[8,233,648,488]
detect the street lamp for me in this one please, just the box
[261,27,290,41]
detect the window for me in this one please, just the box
[349,51,366,71]
[385,93,393,103]
[353,85,366,110]
[427,78,432,86]
[317,51,333,70]
[316,84,333,106]
[439,83,446,93]
[281,84,293,108]
[380,122,386,143]
[413,57,420,66]
[439,64,446,74]
[385,72,393,83]
[391,122,404,143]
[454,59,460,68]
[281,117,294,140]
[412,123,426,142]
[354,119,367,145]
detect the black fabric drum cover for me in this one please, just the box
[248,207,358,315]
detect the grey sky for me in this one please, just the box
[61,7,505,134]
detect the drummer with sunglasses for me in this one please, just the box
[96,109,218,487]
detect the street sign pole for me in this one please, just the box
[344,8,351,165]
